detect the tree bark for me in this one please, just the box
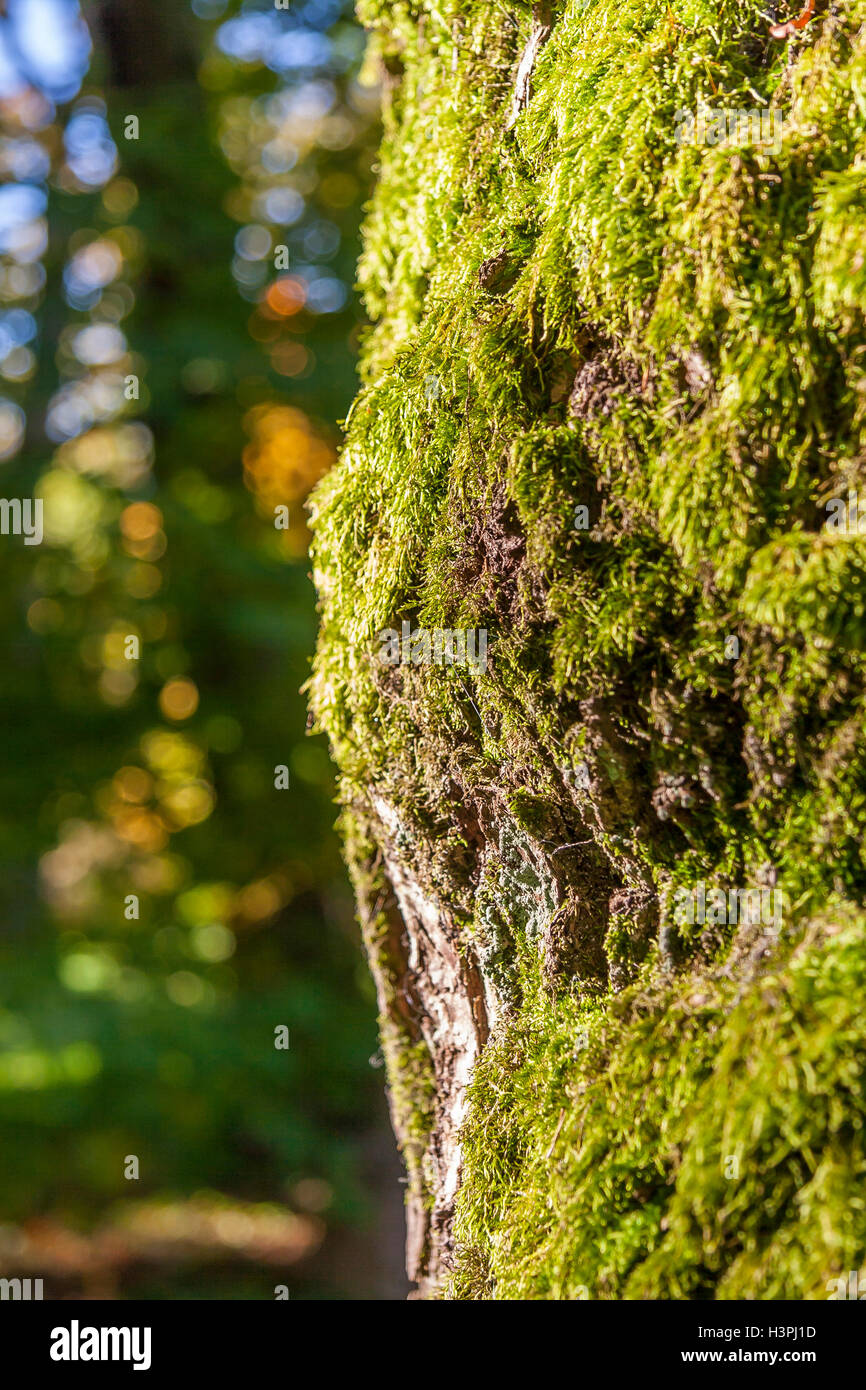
[311,1,866,1299]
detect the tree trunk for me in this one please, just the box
[83,0,198,88]
[311,1,866,1299]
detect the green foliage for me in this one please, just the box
[0,0,388,1299]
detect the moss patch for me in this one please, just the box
[310,0,866,1295]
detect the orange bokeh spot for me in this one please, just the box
[159,678,200,722]
[120,501,163,541]
[241,403,334,513]
[271,342,310,378]
[113,766,154,803]
[234,877,285,925]
[264,277,306,318]
[113,807,169,852]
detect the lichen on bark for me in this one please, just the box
[309,0,866,1298]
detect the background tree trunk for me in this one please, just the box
[83,0,198,87]
[311,0,866,1298]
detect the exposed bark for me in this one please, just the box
[505,3,552,129]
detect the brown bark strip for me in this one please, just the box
[506,3,553,130]
[367,794,490,1296]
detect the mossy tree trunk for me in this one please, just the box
[310,0,866,1299]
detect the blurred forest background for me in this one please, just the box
[0,0,405,1299]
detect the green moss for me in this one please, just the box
[310,0,866,1296]
[453,911,866,1299]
